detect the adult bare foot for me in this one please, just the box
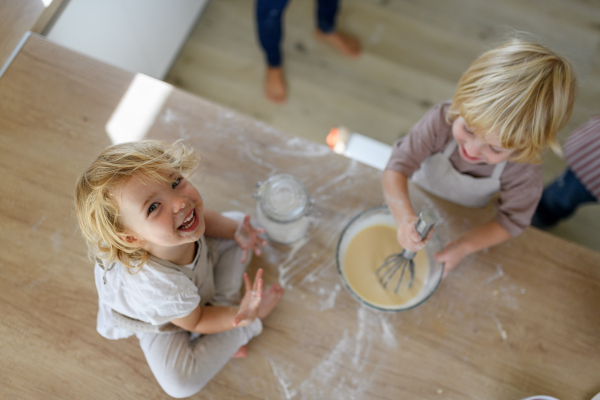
[314,30,361,57]
[258,283,284,320]
[232,345,248,359]
[265,67,287,104]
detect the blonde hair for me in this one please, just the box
[447,39,577,163]
[74,140,200,271]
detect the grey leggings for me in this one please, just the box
[136,212,263,398]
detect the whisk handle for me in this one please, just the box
[400,211,437,259]
[415,210,437,240]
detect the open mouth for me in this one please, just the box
[459,145,482,162]
[178,209,199,231]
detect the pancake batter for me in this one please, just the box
[343,224,428,308]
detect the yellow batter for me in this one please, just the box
[343,224,429,308]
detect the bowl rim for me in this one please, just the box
[335,205,444,312]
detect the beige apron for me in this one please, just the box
[411,139,506,208]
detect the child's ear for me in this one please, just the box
[120,233,141,244]
[124,235,139,244]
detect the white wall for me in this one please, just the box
[46,0,208,79]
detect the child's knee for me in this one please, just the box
[155,367,209,399]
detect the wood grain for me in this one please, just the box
[1,34,599,400]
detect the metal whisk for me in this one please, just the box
[376,211,438,293]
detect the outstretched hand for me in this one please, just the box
[233,269,263,327]
[234,215,268,263]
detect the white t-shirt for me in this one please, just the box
[94,239,208,340]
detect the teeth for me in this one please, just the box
[180,211,195,229]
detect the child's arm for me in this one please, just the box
[171,269,264,334]
[203,209,267,262]
[382,169,431,252]
[434,220,511,275]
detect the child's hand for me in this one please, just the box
[435,240,468,277]
[233,269,263,327]
[234,215,268,263]
[397,215,431,252]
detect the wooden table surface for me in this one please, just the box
[1,34,599,400]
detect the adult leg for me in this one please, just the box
[532,168,596,229]
[256,0,289,67]
[256,0,290,103]
[314,0,360,57]
[316,0,339,33]
[137,320,262,398]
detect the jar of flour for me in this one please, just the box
[254,174,313,244]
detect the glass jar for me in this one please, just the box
[254,174,313,244]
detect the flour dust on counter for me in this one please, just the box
[264,306,402,400]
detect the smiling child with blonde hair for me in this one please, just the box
[383,38,577,274]
[75,140,284,398]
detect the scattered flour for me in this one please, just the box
[491,314,508,340]
[51,229,62,251]
[277,236,310,288]
[320,284,342,311]
[31,216,46,231]
[486,264,505,283]
[269,360,298,400]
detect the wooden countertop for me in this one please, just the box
[1,34,599,400]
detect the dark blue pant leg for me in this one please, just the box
[316,0,339,33]
[256,0,290,67]
[532,168,597,229]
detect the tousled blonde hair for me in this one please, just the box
[75,140,200,271]
[447,39,577,163]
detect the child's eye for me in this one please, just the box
[148,203,159,214]
[172,177,182,189]
[490,146,501,154]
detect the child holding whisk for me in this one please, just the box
[75,140,283,398]
[383,39,577,274]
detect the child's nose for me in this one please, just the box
[173,198,187,214]
[467,140,484,156]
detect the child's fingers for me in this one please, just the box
[409,227,422,242]
[251,232,267,247]
[240,249,248,264]
[233,314,242,327]
[252,242,264,255]
[253,269,263,290]
[255,278,263,294]
[243,273,252,291]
